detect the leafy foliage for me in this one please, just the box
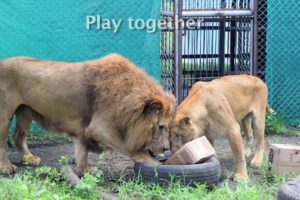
[266,112,288,135]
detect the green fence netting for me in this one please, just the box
[0,0,161,132]
[265,0,300,125]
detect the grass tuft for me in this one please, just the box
[0,164,297,200]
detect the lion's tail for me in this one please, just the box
[266,104,274,114]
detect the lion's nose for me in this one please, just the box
[163,141,170,150]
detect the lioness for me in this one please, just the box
[170,75,271,179]
[0,54,175,174]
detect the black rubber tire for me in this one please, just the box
[134,156,220,186]
[277,177,300,200]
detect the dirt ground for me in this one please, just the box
[7,135,300,182]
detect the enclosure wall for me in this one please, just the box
[0,1,161,131]
[264,0,300,125]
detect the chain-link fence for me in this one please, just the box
[161,0,175,94]
[161,0,300,125]
[257,0,300,125]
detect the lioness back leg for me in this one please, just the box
[250,111,266,167]
[242,114,254,158]
[14,106,41,166]
[209,105,248,179]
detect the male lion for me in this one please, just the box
[170,75,271,180]
[0,54,175,174]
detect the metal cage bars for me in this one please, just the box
[161,0,257,103]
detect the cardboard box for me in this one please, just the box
[165,136,215,165]
[269,144,300,175]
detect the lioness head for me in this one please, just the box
[170,115,199,153]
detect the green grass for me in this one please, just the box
[117,179,274,200]
[0,162,296,200]
[266,112,288,135]
[265,112,300,137]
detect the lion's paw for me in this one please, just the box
[234,172,249,181]
[74,165,103,177]
[23,154,41,166]
[140,158,160,165]
[132,154,160,165]
[250,159,263,168]
[86,167,103,177]
[0,162,17,174]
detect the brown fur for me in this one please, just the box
[0,54,175,174]
[170,75,270,180]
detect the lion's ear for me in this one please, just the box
[179,117,190,127]
[143,100,163,116]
